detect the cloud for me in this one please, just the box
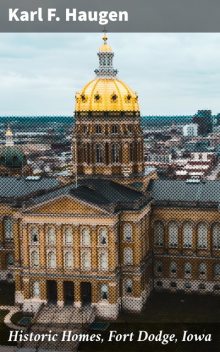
[0,33,220,115]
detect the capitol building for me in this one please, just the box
[0,35,220,320]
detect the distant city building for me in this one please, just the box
[185,139,210,152]
[183,123,198,137]
[192,110,213,136]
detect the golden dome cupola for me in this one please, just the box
[75,34,139,112]
[94,34,118,78]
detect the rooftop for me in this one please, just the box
[0,176,60,201]
[149,179,220,207]
[23,178,149,213]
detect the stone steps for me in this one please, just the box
[17,305,96,351]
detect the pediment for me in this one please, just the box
[24,195,109,215]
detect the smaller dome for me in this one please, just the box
[5,127,13,137]
[0,146,26,169]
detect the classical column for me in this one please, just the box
[108,282,118,304]
[192,223,197,252]
[14,272,24,304]
[22,223,29,268]
[91,226,97,270]
[164,223,169,253]
[15,272,22,291]
[179,223,183,253]
[133,222,142,266]
[145,215,150,254]
[133,277,141,298]
[57,280,64,307]
[56,225,63,270]
[208,225,212,255]
[23,278,30,300]
[74,281,81,308]
[122,143,129,164]
[91,281,98,304]
[74,226,80,270]
[108,226,117,271]
[39,224,46,268]
[13,219,20,265]
[40,280,47,301]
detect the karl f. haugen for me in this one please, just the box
[8,8,128,25]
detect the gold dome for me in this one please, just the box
[5,127,13,137]
[75,34,139,112]
[75,78,139,112]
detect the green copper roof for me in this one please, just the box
[0,146,26,168]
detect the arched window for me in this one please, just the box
[154,221,164,247]
[95,125,102,134]
[48,251,56,268]
[31,251,39,267]
[111,144,120,163]
[47,227,56,246]
[81,250,91,270]
[95,144,103,163]
[214,264,220,276]
[197,223,208,249]
[81,228,91,246]
[6,253,14,266]
[184,263,192,276]
[31,227,39,244]
[123,223,132,242]
[64,228,73,245]
[213,224,220,249]
[170,262,177,274]
[168,222,178,248]
[199,263,206,275]
[101,284,108,300]
[99,251,108,270]
[111,125,118,134]
[155,261,163,273]
[183,222,193,248]
[99,228,108,246]
[127,125,133,133]
[83,125,88,134]
[33,282,40,298]
[125,279,133,294]
[4,218,13,240]
[124,248,133,265]
[64,251,73,268]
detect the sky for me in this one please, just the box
[0,33,220,116]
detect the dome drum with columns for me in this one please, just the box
[73,35,147,188]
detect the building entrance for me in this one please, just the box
[63,281,74,306]
[80,282,92,306]
[46,280,57,305]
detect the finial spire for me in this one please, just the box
[102,33,108,45]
